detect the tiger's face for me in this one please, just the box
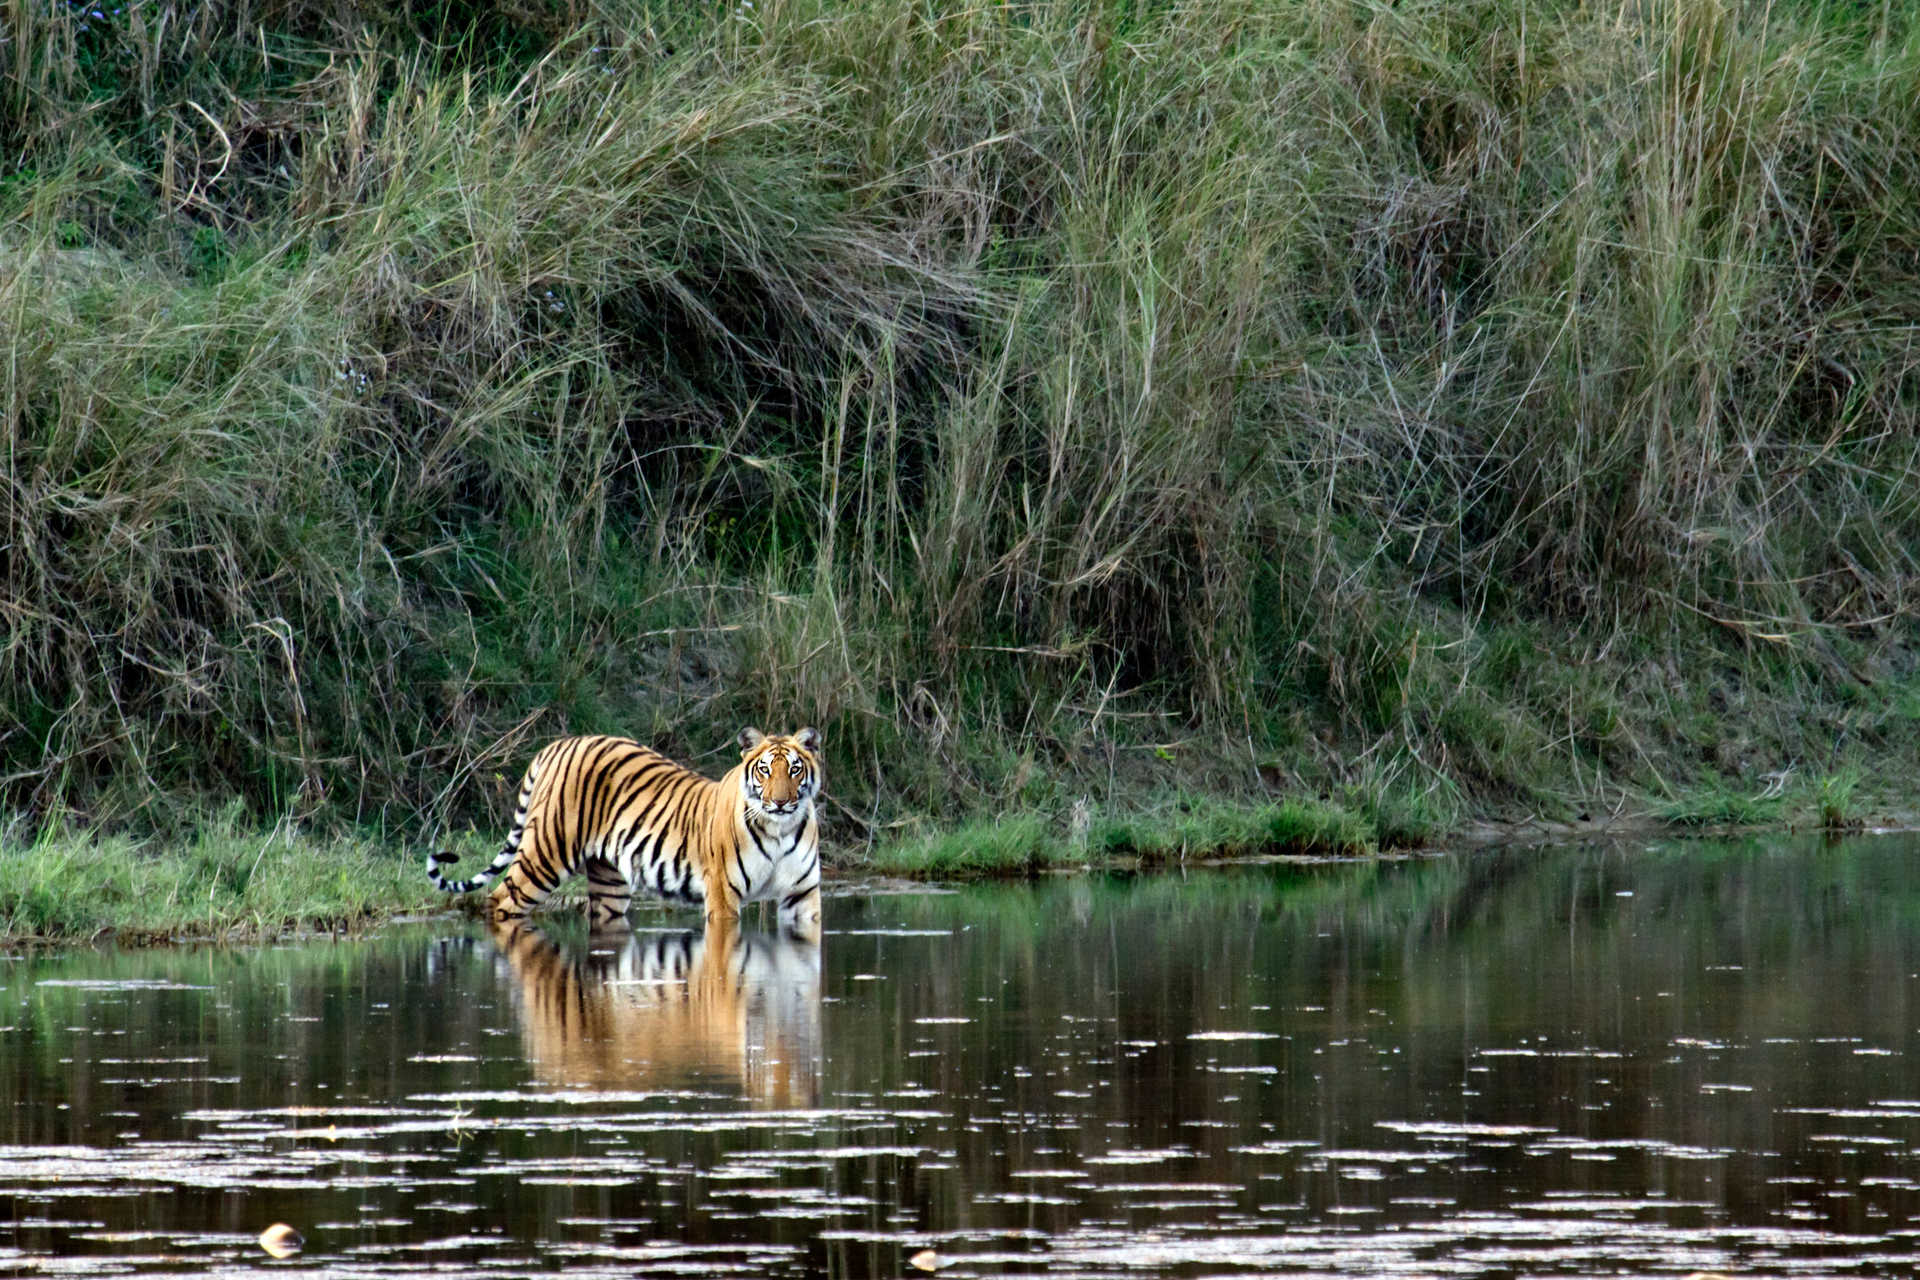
[738,727,822,823]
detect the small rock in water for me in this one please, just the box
[259,1223,304,1257]
[908,1249,940,1271]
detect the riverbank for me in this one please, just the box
[2,776,1892,947]
[5,798,1372,945]
[0,813,430,947]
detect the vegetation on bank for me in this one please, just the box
[5,0,1920,883]
[0,792,1374,942]
[0,809,436,944]
[2,776,1882,945]
[870,794,1379,878]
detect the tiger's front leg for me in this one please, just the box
[701,864,742,935]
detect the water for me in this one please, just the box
[3,835,1920,1276]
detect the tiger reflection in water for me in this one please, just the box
[486,917,821,1107]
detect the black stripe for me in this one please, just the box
[653,776,705,888]
[520,850,558,893]
[638,827,667,892]
[605,760,680,852]
[548,737,594,862]
[641,778,694,889]
[728,842,749,899]
[566,736,610,858]
[578,737,631,844]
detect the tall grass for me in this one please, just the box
[4,0,1920,841]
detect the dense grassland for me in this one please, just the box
[5,0,1920,895]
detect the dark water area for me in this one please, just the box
[4,835,1920,1276]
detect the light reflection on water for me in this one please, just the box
[3,834,1920,1276]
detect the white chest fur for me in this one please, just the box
[735,808,817,903]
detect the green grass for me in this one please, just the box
[865,794,1382,879]
[1089,796,1377,862]
[1816,769,1866,832]
[865,815,1083,879]
[1658,782,1790,830]
[0,812,442,944]
[5,0,1920,859]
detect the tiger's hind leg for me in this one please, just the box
[584,856,633,930]
[485,824,562,920]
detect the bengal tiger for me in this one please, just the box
[427,728,823,940]
[484,917,821,1105]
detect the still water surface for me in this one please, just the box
[4,836,1920,1276]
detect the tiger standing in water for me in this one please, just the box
[428,728,823,941]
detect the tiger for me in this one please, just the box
[486,917,821,1106]
[427,727,823,941]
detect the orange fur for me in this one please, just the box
[429,728,823,940]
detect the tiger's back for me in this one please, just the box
[428,728,823,940]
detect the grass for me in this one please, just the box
[1657,764,1886,833]
[863,794,1383,879]
[1658,783,1790,830]
[4,0,1920,880]
[865,815,1083,879]
[0,810,441,945]
[1816,769,1866,833]
[1088,797,1377,862]
[0,793,1386,942]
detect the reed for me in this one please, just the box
[4,0,1918,848]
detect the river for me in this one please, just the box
[3,834,1918,1276]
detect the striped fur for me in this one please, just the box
[428,727,823,940]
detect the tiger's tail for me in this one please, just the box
[427,757,541,894]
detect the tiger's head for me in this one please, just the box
[737,727,823,824]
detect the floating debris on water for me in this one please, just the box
[258,1223,303,1257]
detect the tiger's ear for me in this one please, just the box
[795,726,822,754]
[738,727,767,754]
